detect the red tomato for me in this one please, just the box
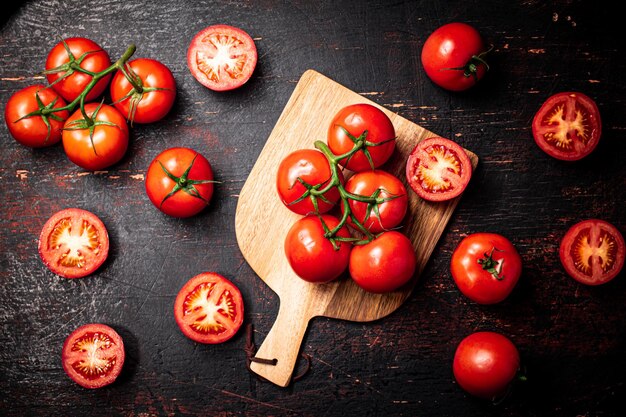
[145,147,215,218]
[450,233,522,304]
[284,214,352,283]
[187,25,257,91]
[349,231,416,293]
[62,323,125,389]
[327,103,396,171]
[453,331,520,400]
[45,37,112,102]
[62,103,129,171]
[559,219,625,285]
[532,92,601,161]
[4,85,69,148]
[174,272,244,344]
[38,208,109,279]
[406,137,472,202]
[342,170,408,233]
[276,149,343,215]
[110,58,176,124]
[421,23,489,92]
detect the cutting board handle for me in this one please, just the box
[250,296,312,387]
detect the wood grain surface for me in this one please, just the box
[236,69,478,386]
[1,1,626,416]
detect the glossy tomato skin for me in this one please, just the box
[327,104,396,172]
[532,92,601,161]
[559,219,625,285]
[349,231,416,293]
[187,24,257,91]
[453,331,520,400]
[276,149,343,215]
[174,272,244,344]
[46,37,112,102]
[62,103,129,171]
[451,233,522,304]
[110,58,177,124]
[145,147,214,218]
[421,23,488,92]
[4,85,69,148]
[406,137,472,202]
[343,170,408,233]
[285,214,352,283]
[62,323,125,389]
[38,208,109,279]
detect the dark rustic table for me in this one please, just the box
[2,1,625,416]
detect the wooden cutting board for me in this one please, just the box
[235,70,478,387]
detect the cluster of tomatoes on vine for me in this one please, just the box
[4,25,260,389]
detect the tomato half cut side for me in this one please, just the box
[559,219,625,285]
[405,137,472,202]
[62,323,125,389]
[532,92,601,161]
[174,273,244,344]
[38,208,109,279]
[187,25,257,91]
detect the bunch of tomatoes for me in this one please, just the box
[5,24,261,390]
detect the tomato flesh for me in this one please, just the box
[62,323,125,389]
[38,208,109,279]
[532,92,601,161]
[559,219,625,285]
[174,273,244,344]
[187,25,257,91]
[406,137,472,201]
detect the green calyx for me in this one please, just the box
[158,154,217,208]
[439,45,493,83]
[16,91,65,145]
[62,100,119,156]
[477,246,505,280]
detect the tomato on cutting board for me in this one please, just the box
[450,233,522,304]
[284,214,352,283]
[532,92,601,161]
[187,24,257,91]
[38,208,109,279]
[62,323,125,389]
[327,103,396,172]
[559,219,625,285]
[406,137,472,202]
[174,273,244,344]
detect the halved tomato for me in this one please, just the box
[174,272,244,344]
[532,92,601,161]
[559,219,625,285]
[187,25,257,91]
[38,208,109,279]
[62,323,125,389]
[405,137,472,202]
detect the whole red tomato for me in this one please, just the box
[453,331,520,400]
[349,231,416,293]
[276,149,343,215]
[421,23,489,92]
[450,233,522,304]
[145,147,215,218]
[327,103,396,172]
[4,85,69,148]
[62,103,129,171]
[342,170,408,233]
[284,214,352,283]
[45,37,112,102]
[110,58,177,124]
